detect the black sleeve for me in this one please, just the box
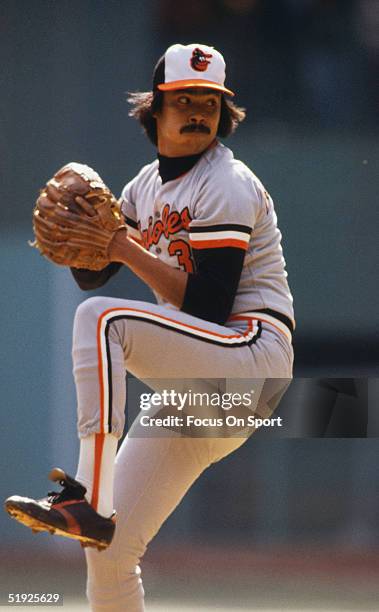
[70,263,123,290]
[182,247,246,325]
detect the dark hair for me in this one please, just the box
[128,90,246,146]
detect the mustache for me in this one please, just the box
[180,123,211,134]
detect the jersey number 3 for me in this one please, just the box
[168,240,194,273]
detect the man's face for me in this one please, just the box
[155,88,222,157]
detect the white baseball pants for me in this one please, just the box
[72,296,293,611]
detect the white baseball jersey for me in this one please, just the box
[121,141,294,326]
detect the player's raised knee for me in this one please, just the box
[74,296,114,324]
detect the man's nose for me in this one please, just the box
[189,107,206,122]
[189,115,205,123]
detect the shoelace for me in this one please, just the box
[46,489,69,504]
[46,480,81,504]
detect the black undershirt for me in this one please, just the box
[158,151,204,184]
[71,148,247,325]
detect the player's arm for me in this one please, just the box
[182,245,246,323]
[181,219,251,323]
[108,228,248,325]
[108,232,188,307]
[180,164,255,323]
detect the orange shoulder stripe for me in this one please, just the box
[190,238,248,250]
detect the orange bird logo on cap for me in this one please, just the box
[190,48,212,72]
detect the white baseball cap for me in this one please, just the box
[153,43,234,96]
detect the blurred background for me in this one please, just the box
[1,0,378,610]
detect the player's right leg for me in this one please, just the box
[85,417,249,611]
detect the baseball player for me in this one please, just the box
[5,43,295,611]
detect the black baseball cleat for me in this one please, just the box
[4,468,116,551]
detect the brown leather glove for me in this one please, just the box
[31,162,126,271]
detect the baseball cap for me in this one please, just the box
[153,43,234,96]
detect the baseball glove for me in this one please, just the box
[31,162,126,271]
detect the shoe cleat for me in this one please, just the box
[4,468,116,549]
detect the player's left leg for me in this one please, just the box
[69,294,291,539]
[4,294,292,553]
[78,296,292,611]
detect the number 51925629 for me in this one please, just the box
[7,593,61,605]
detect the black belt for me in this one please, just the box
[251,308,294,334]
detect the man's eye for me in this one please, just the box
[206,99,217,106]
[178,96,190,104]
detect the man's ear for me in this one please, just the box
[152,103,162,120]
[152,91,164,120]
